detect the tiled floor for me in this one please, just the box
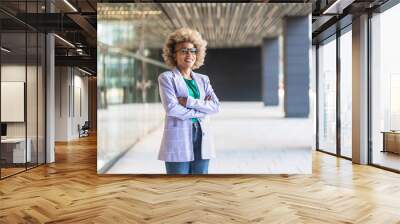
[107,102,313,174]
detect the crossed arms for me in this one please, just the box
[158,74,220,121]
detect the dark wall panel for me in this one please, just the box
[283,16,310,117]
[197,47,262,101]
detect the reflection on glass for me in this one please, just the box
[340,29,352,158]
[97,17,168,172]
[318,36,337,154]
[0,1,46,178]
[371,4,400,171]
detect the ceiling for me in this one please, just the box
[97,3,312,49]
[1,0,389,74]
[0,0,97,74]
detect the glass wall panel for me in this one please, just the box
[0,1,46,179]
[38,1,46,165]
[1,30,28,177]
[26,0,40,169]
[27,30,38,169]
[318,35,337,154]
[371,3,400,171]
[38,32,45,165]
[339,28,352,158]
[97,48,166,172]
[97,15,167,172]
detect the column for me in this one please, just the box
[46,0,55,163]
[261,37,280,106]
[46,32,55,163]
[283,16,311,117]
[352,14,369,164]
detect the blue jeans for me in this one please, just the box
[165,122,210,174]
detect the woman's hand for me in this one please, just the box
[178,95,211,107]
[178,97,187,106]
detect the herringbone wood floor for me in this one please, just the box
[1,134,400,224]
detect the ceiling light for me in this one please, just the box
[54,34,75,48]
[322,0,355,14]
[143,49,150,57]
[63,0,78,12]
[78,67,92,76]
[1,47,11,53]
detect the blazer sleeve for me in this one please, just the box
[158,73,207,120]
[185,75,220,115]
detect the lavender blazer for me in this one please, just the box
[157,67,220,162]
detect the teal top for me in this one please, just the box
[184,78,200,123]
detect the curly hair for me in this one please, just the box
[162,28,207,70]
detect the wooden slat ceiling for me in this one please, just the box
[98,3,311,49]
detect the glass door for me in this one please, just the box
[318,35,337,155]
[370,3,400,171]
[339,26,352,158]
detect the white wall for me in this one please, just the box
[71,72,89,138]
[55,67,89,141]
[1,65,25,133]
[1,65,39,138]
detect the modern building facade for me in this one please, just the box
[313,0,400,172]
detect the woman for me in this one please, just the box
[158,28,220,174]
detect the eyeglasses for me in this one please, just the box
[175,47,198,55]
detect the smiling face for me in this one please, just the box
[174,42,197,70]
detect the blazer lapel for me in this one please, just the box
[172,68,188,97]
